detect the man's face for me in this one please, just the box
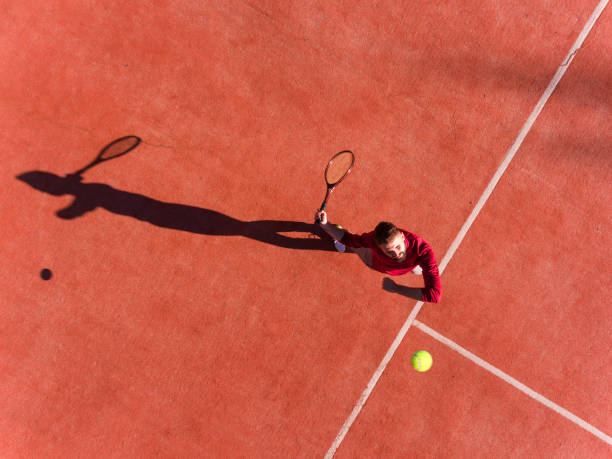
[378,232,406,262]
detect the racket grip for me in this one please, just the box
[315,201,327,224]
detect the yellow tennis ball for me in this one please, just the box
[411,350,433,372]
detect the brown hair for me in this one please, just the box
[373,221,399,245]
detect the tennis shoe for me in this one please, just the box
[334,240,346,252]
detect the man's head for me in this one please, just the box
[374,222,406,262]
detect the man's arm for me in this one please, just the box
[315,210,345,241]
[418,247,442,303]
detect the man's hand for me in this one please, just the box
[315,210,328,225]
[315,210,346,241]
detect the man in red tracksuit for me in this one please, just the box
[315,210,442,303]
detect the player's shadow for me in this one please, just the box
[16,171,334,251]
[382,277,414,298]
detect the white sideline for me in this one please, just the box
[438,0,609,276]
[413,320,612,445]
[325,1,609,456]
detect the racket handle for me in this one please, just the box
[315,201,328,224]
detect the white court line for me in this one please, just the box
[325,1,609,457]
[438,0,609,276]
[413,320,612,445]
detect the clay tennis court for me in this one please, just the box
[2,1,611,457]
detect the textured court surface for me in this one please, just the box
[1,1,611,457]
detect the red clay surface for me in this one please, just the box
[419,4,612,432]
[1,0,610,457]
[337,329,612,458]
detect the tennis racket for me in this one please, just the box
[67,136,142,178]
[315,150,355,223]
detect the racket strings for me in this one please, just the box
[325,151,354,185]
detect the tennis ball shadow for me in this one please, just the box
[40,268,53,280]
[16,171,334,251]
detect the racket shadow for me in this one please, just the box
[16,170,334,252]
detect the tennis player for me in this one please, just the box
[315,210,442,303]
